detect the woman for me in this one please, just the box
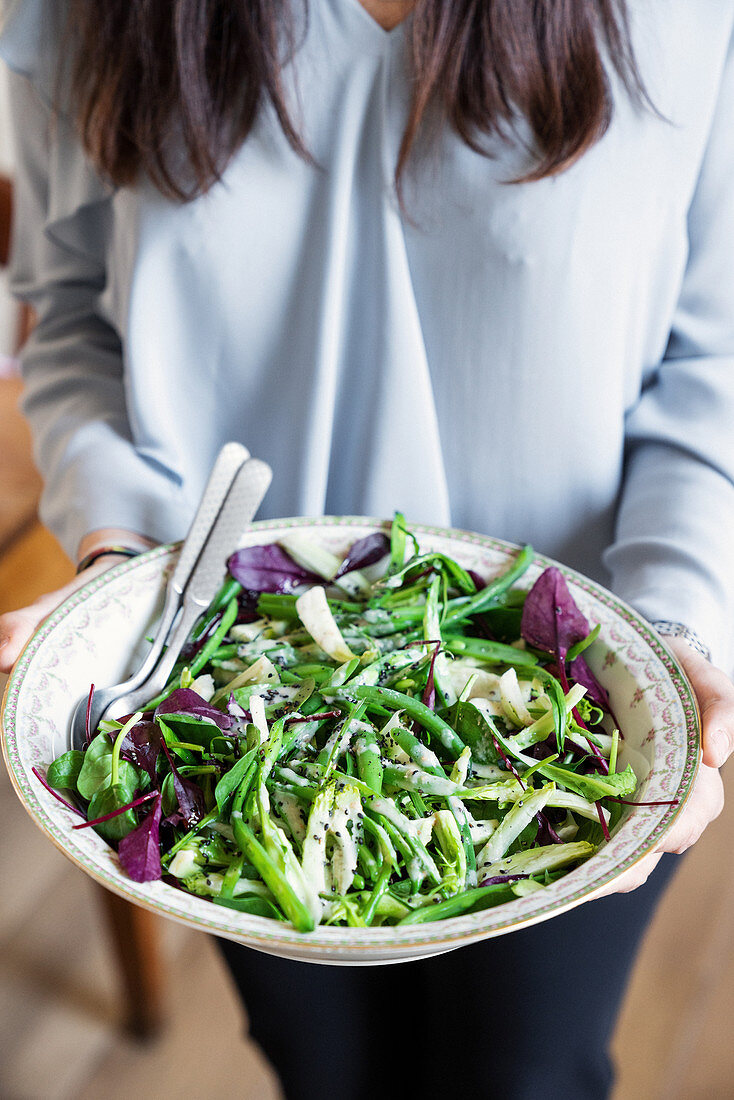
[1,1,733,1095]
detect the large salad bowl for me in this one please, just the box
[1,518,700,965]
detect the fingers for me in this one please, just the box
[593,851,663,899]
[657,763,724,855]
[592,765,725,899]
[667,639,734,769]
[597,765,725,898]
[0,596,66,673]
[557,638,733,904]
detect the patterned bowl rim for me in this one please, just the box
[1,516,700,958]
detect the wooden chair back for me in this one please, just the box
[0,173,12,268]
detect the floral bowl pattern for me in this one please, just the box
[1,518,700,965]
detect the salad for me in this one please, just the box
[39,516,638,932]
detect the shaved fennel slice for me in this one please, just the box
[296,586,355,662]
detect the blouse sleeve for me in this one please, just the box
[603,20,734,671]
[3,67,189,557]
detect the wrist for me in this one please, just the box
[75,527,157,574]
[651,620,711,662]
[75,546,142,574]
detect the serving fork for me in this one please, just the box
[69,443,271,749]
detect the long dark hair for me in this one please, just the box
[66,0,647,202]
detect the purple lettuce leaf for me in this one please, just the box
[161,809,185,828]
[235,592,261,622]
[227,544,321,594]
[420,643,441,713]
[226,694,253,731]
[479,873,530,886]
[226,694,249,721]
[334,533,390,579]
[569,654,611,711]
[161,742,206,828]
[118,793,163,882]
[520,567,589,663]
[535,810,564,845]
[467,569,486,592]
[120,720,163,781]
[155,688,232,731]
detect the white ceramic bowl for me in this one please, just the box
[1,518,700,965]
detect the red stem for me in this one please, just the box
[72,789,158,830]
[559,661,609,775]
[286,710,342,725]
[32,767,86,818]
[595,801,611,842]
[490,735,526,789]
[608,797,680,807]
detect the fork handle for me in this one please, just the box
[113,595,210,715]
[102,456,272,719]
[101,443,250,701]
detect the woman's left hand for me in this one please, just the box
[596,638,734,897]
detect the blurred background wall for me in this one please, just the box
[0,65,16,360]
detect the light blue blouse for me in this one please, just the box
[1,0,734,667]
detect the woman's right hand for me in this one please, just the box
[0,528,155,675]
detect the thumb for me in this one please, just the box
[0,596,67,673]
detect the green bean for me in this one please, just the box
[145,596,239,709]
[231,812,315,932]
[398,883,515,924]
[355,726,384,794]
[220,853,246,899]
[362,865,392,925]
[357,843,380,883]
[409,790,429,817]
[352,685,465,759]
[371,815,413,872]
[389,512,408,571]
[209,644,241,662]
[207,575,243,617]
[190,597,239,678]
[393,727,448,778]
[258,593,364,618]
[367,804,441,888]
[443,635,539,667]
[190,576,242,642]
[289,662,335,684]
[362,814,396,867]
[349,648,424,687]
[442,545,534,627]
[382,763,459,797]
[448,796,477,887]
[369,579,431,608]
[380,551,476,595]
[232,764,258,816]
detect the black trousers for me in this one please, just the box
[218,855,677,1100]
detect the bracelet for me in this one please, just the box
[76,545,142,574]
[651,620,712,662]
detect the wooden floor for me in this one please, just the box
[1,379,734,1099]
